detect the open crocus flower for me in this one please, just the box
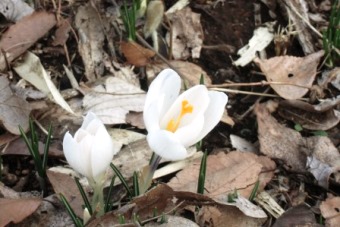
[63,112,119,186]
[144,69,228,161]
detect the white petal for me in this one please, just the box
[78,134,94,179]
[195,91,228,142]
[143,99,161,132]
[144,69,181,122]
[91,126,115,181]
[74,128,89,143]
[81,112,98,129]
[63,132,86,176]
[174,114,205,147]
[160,85,210,129]
[85,118,104,135]
[147,130,187,161]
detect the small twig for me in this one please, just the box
[208,81,312,89]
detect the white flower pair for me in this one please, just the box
[63,69,228,183]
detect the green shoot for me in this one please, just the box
[118,214,126,224]
[110,163,133,198]
[19,120,52,196]
[121,0,141,40]
[74,177,92,215]
[104,175,116,212]
[199,73,205,85]
[294,124,303,132]
[312,130,328,136]
[133,171,140,197]
[60,193,84,227]
[249,180,260,201]
[227,190,238,203]
[197,150,208,194]
[323,0,340,67]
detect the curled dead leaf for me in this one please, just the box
[254,50,324,99]
[121,40,155,67]
[320,196,340,227]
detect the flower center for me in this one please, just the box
[166,100,193,132]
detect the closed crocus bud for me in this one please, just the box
[143,0,164,38]
[63,112,119,185]
[144,69,228,161]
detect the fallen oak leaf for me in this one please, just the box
[0,76,31,134]
[168,151,275,199]
[121,40,155,67]
[0,11,56,71]
[0,198,41,226]
[254,50,324,100]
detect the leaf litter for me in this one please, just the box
[0,0,339,226]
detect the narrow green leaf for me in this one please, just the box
[133,171,140,197]
[60,193,83,227]
[74,177,92,215]
[110,163,133,198]
[199,73,205,85]
[105,175,116,212]
[248,180,260,201]
[197,150,208,194]
[42,123,52,173]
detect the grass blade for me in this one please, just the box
[110,163,133,198]
[197,150,208,194]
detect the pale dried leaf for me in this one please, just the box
[0,76,31,134]
[198,205,266,227]
[0,11,56,71]
[282,0,316,54]
[320,197,340,227]
[168,151,275,199]
[306,156,334,188]
[0,0,33,22]
[215,195,267,218]
[255,102,306,171]
[146,60,212,86]
[13,52,75,114]
[108,128,145,146]
[145,215,199,227]
[254,50,324,100]
[75,3,106,81]
[166,7,203,59]
[254,191,285,218]
[230,134,258,153]
[83,77,145,124]
[234,22,275,67]
[0,198,41,226]
[318,68,340,91]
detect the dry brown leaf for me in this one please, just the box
[254,50,324,100]
[320,196,340,227]
[120,40,155,67]
[319,67,340,91]
[255,102,307,171]
[0,11,56,71]
[87,184,214,226]
[0,198,41,226]
[145,215,199,227]
[166,7,203,59]
[168,151,275,199]
[273,204,322,227]
[278,100,340,130]
[198,205,266,227]
[75,4,106,81]
[0,76,31,134]
[46,169,85,217]
[306,156,334,188]
[52,18,71,46]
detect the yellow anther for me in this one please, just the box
[166,100,193,132]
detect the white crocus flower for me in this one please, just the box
[144,69,228,161]
[63,112,119,186]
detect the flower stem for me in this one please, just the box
[139,153,161,194]
[91,183,105,216]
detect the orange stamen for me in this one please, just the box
[166,100,193,132]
